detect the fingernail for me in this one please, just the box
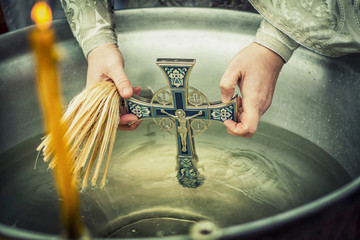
[128,119,144,126]
[128,121,137,126]
[121,87,132,98]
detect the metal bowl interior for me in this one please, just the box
[0,8,359,240]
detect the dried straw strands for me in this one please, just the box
[37,81,120,189]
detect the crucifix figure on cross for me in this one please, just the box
[160,109,203,152]
[124,59,237,188]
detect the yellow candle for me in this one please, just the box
[30,2,83,238]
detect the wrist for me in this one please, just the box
[87,42,118,60]
[251,42,284,70]
[87,43,122,65]
[254,19,299,62]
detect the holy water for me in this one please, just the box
[0,121,351,238]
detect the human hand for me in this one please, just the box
[220,42,284,137]
[87,43,141,130]
[118,86,143,131]
[87,43,134,97]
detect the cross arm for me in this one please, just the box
[207,96,237,122]
[124,95,153,120]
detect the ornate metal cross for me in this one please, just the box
[124,59,237,188]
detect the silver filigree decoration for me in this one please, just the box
[191,119,210,136]
[165,67,187,87]
[188,91,204,106]
[211,106,233,121]
[158,118,176,132]
[187,87,209,107]
[151,87,173,106]
[129,102,151,118]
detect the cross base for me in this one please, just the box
[177,156,204,188]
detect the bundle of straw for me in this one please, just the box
[37,81,120,189]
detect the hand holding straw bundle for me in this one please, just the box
[37,81,122,189]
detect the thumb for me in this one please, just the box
[220,64,241,103]
[224,104,260,137]
[107,68,133,99]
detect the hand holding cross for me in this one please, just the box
[125,59,237,188]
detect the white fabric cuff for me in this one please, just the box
[60,0,117,59]
[254,19,299,62]
[83,33,118,59]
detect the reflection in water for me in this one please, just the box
[0,121,351,237]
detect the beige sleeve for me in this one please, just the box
[249,0,360,58]
[59,0,117,58]
[254,19,299,62]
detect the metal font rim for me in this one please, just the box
[0,7,358,240]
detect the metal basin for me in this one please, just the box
[0,8,359,240]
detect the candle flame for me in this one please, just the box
[31,1,53,30]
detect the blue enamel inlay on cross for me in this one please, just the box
[163,66,189,88]
[125,59,237,188]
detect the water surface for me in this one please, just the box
[0,121,351,237]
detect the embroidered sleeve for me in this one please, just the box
[254,19,299,62]
[249,0,360,57]
[59,0,117,58]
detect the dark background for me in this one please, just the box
[0,0,256,34]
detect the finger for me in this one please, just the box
[220,62,242,103]
[224,120,251,137]
[133,86,141,96]
[224,120,254,138]
[236,96,243,120]
[107,68,133,99]
[119,114,138,125]
[118,114,141,131]
[118,121,142,131]
[224,108,260,137]
[118,119,144,131]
